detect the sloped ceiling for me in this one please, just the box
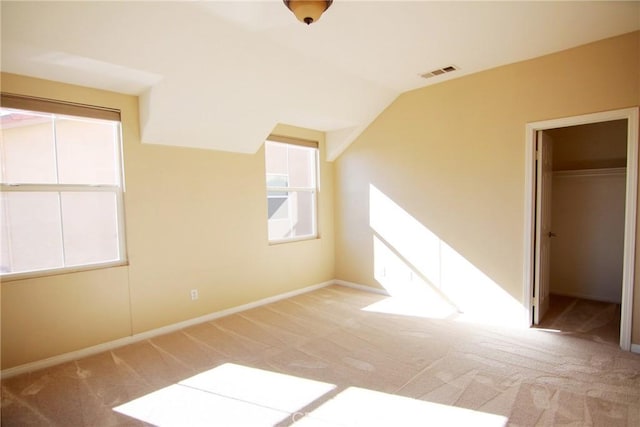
[2,1,639,160]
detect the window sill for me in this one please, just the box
[268,234,319,245]
[0,260,129,283]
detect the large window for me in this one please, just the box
[0,94,126,278]
[265,138,318,243]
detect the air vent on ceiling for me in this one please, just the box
[420,65,458,79]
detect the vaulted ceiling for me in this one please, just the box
[2,1,639,160]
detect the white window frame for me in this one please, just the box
[0,94,127,280]
[265,138,319,244]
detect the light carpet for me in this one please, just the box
[2,285,639,426]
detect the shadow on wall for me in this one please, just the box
[366,184,526,327]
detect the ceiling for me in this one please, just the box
[2,1,639,160]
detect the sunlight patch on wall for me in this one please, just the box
[369,184,526,327]
[367,235,459,320]
[370,186,442,286]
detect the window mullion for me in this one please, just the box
[56,191,68,268]
[114,122,124,189]
[51,117,68,268]
[52,115,60,184]
[286,145,292,235]
[312,186,318,236]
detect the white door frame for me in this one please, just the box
[523,107,639,351]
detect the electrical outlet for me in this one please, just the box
[190,289,199,300]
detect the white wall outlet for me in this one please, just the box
[190,289,199,300]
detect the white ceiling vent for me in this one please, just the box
[420,65,458,79]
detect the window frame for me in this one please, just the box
[0,94,128,280]
[265,137,319,244]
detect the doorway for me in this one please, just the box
[523,107,639,351]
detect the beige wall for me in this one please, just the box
[0,73,335,369]
[334,32,640,337]
[548,120,628,171]
[550,169,626,303]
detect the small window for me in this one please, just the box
[0,94,126,278]
[265,138,318,243]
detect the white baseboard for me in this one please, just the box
[1,280,334,379]
[6,278,631,379]
[333,279,390,296]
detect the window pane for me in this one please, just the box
[0,192,63,274]
[265,143,288,175]
[268,217,292,241]
[293,191,315,236]
[61,192,119,266]
[267,191,315,241]
[0,110,57,184]
[288,146,315,188]
[56,118,119,185]
[267,194,289,220]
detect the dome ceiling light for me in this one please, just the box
[283,0,333,25]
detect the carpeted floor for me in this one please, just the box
[1,285,639,426]
[536,294,621,346]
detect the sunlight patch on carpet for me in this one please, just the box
[293,386,508,426]
[113,363,336,426]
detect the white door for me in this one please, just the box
[534,131,554,324]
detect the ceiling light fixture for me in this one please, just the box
[283,0,333,25]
